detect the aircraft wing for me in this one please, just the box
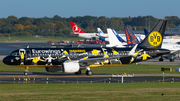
[149,50,170,57]
[170,50,180,55]
[79,55,132,65]
[79,44,137,65]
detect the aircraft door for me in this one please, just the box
[24,49,32,65]
[25,49,31,58]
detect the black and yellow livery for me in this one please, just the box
[3,19,170,75]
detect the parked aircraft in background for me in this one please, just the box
[70,21,145,43]
[70,22,98,39]
[106,27,140,47]
[159,43,180,62]
[3,20,169,76]
[106,29,127,47]
[97,27,145,42]
[97,28,126,42]
[124,26,141,45]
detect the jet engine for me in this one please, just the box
[61,61,80,73]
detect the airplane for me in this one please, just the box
[3,19,170,76]
[70,22,98,39]
[106,29,127,47]
[70,21,144,42]
[97,27,145,42]
[159,43,180,62]
[97,28,126,42]
[104,26,141,47]
[124,26,140,45]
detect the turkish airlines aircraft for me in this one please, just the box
[70,22,98,39]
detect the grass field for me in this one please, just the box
[0,60,180,74]
[0,36,81,42]
[0,83,180,101]
[1,54,180,100]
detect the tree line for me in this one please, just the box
[0,15,180,37]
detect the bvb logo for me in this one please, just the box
[148,31,162,47]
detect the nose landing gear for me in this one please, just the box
[24,67,29,76]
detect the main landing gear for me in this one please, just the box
[74,66,93,76]
[159,58,163,61]
[159,57,175,62]
[86,70,93,76]
[86,66,93,76]
[169,58,174,62]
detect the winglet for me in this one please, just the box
[144,29,149,36]
[128,44,138,55]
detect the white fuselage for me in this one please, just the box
[99,33,145,42]
[74,33,98,39]
[163,38,180,44]
[161,43,180,55]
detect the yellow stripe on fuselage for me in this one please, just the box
[11,64,126,68]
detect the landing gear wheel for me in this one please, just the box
[86,70,93,76]
[170,59,174,62]
[75,70,81,75]
[159,58,163,61]
[24,72,28,76]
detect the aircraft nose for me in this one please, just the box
[3,56,10,65]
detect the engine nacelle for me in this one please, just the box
[61,61,80,73]
[45,67,61,72]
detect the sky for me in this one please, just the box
[0,0,179,19]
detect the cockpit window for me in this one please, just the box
[11,52,19,56]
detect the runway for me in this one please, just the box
[0,71,180,84]
[0,42,49,55]
[139,58,180,65]
[0,42,180,84]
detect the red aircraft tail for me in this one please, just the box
[70,22,85,33]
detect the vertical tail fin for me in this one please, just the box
[138,19,167,49]
[70,22,85,33]
[124,26,140,45]
[109,29,126,42]
[107,28,124,47]
[97,28,108,41]
[144,29,149,36]
[97,28,104,35]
